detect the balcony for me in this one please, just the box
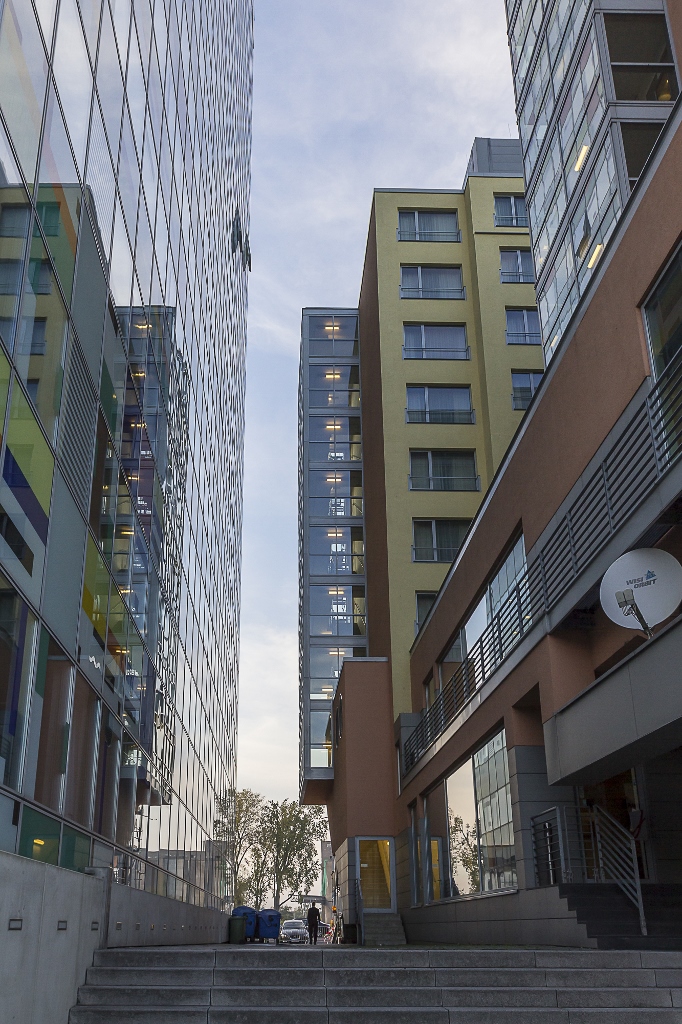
[400,286,466,300]
[412,545,460,563]
[397,228,462,242]
[506,331,541,345]
[500,270,535,283]
[409,475,480,492]
[406,409,475,424]
[402,344,470,360]
[494,214,529,228]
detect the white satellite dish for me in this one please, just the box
[600,548,682,635]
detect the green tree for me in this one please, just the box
[213,788,264,903]
[244,844,270,909]
[258,799,327,909]
[448,812,480,893]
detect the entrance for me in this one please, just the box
[357,838,394,911]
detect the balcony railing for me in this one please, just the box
[408,474,480,491]
[506,331,541,345]
[512,390,532,410]
[401,345,682,776]
[494,214,529,227]
[400,287,466,300]
[412,545,461,563]
[310,614,367,636]
[397,229,462,242]
[403,345,471,360]
[308,496,363,517]
[500,271,535,283]
[406,409,475,424]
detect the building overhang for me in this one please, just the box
[544,615,682,786]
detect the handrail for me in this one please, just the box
[355,877,365,946]
[402,345,471,360]
[530,804,647,936]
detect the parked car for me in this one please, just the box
[280,919,308,944]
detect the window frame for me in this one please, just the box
[500,248,535,283]
[405,385,474,424]
[397,209,462,243]
[399,265,466,300]
[505,307,541,345]
[494,194,529,228]
[402,323,470,360]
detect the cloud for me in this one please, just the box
[239,0,517,801]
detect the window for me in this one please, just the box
[604,14,678,103]
[308,364,359,408]
[416,591,437,632]
[309,525,364,575]
[511,370,543,409]
[22,629,73,812]
[620,123,664,190]
[409,450,479,491]
[309,584,366,636]
[0,259,22,295]
[308,470,363,518]
[35,201,60,236]
[308,315,358,357]
[0,204,30,237]
[310,709,332,767]
[644,246,682,376]
[505,308,541,344]
[500,249,535,283]
[403,323,469,360]
[413,519,470,562]
[406,386,473,424]
[494,195,528,227]
[398,210,461,242]
[400,266,465,300]
[308,416,361,462]
[308,645,365,701]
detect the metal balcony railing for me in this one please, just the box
[402,345,471,360]
[506,330,541,345]
[408,474,480,492]
[531,804,647,935]
[406,409,475,424]
[412,545,461,563]
[512,390,532,410]
[400,287,466,300]
[397,229,462,242]
[494,214,529,227]
[500,271,535,283]
[401,345,682,776]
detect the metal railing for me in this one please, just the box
[505,330,541,345]
[397,228,462,242]
[494,214,529,227]
[403,345,471,360]
[531,804,647,936]
[512,390,532,410]
[406,409,475,424]
[401,347,682,776]
[400,287,467,300]
[355,877,365,945]
[412,545,461,563]
[500,270,535,283]
[408,474,480,492]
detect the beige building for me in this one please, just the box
[360,138,542,717]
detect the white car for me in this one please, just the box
[280,919,308,944]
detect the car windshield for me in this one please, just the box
[283,920,305,928]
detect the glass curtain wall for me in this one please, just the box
[417,728,516,905]
[299,311,366,787]
[0,0,253,905]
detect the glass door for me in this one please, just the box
[357,838,394,911]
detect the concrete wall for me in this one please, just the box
[644,746,682,884]
[0,850,107,1024]
[401,885,597,947]
[0,850,229,1024]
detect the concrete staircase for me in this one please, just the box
[69,946,682,1022]
[560,884,682,949]
[362,912,407,946]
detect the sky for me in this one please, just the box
[237,0,518,801]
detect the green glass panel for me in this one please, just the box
[5,377,55,515]
[60,823,91,871]
[81,535,110,653]
[18,805,60,864]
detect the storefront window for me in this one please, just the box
[358,838,392,909]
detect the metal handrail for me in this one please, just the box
[400,287,467,300]
[500,271,535,283]
[412,545,461,563]
[494,214,529,227]
[397,229,462,242]
[505,330,541,345]
[408,474,480,491]
[406,409,475,424]
[355,877,365,946]
[530,804,647,936]
[402,344,471,360]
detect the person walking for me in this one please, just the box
[307,902,321,945]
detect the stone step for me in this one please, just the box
[325,986,444,1006]
[215,948,324,966]
[70,1010,209,1024]
[86,967,215,986]
[211,986,327,1006]
[324,967,435,987]
[446,1012,682,1023]
[93,948,216,968]
[434,968,657,988]
[78,986,210,1006]
[213,967,324,986]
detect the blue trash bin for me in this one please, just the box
[256,909,281,943]
[232,905,257,941]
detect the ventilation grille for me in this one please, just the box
[58,339,97,513]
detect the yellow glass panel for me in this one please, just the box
[5,381,54,514]
[359,839,392,909]
[0,346,11,440]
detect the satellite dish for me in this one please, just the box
[600,548,682,635]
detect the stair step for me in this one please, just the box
[86,968,214,986]
[326,986,443,1006]
[70,1010,209,1024]
[446,1013,682,1023]
[324,968,435,987]
[78,986,210,1006]
[211,986,327,1006]
[213,967,324,985]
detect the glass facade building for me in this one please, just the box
[505,0,679,361]
[299,309,367,798]
[0,0,252,905]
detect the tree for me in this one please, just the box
[244,844,270,909]
[258,799,327,909]
[448,812,480,893]
[213,788,263,903]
